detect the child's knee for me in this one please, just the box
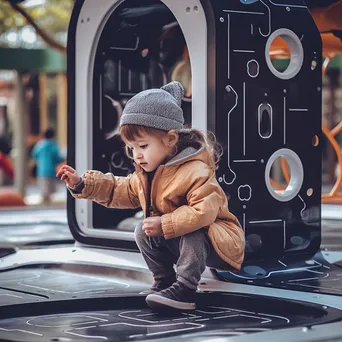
[134,222,147,245]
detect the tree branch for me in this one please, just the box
[6,0,66,55]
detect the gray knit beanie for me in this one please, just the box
[119,81,185,131]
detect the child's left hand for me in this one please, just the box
[143,217,163,237]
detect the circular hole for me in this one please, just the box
[312,135,319,147]
[193,6,199,12]
[265,29,303,80]
[186,6,191,13]
[269,36,290,72]
[265,149,304,202]
[270,156,290,195]
[307,188,313,196]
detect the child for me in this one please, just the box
[32,128,64,205]
[57,81,245,311]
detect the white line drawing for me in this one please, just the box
[110,152,130,171]
[141,73,147,90]
[283,220,286,248]
[289,108,308,111]
[233,49,255,53]
[251,24,254,35]
[238,185,252,201]
[259,0,271,37]
[110,36,140,51]
[104,95,123,139]
[278,260,287,267]
[298,194,306,218]
[221,85,238,185]
[300,34,304,41]
[247,59,260,78]
[120,92,137,96]
[118,60,122,92]
[227,259,324,280]
[227,14,230,79]
[243,213,246,232]
[99,74,102,130]
[223,10,265,15]
[268,0,306,9]
[0,328,42,337]
[249,219,282,224]
[233,160,256,163]
[128,69,132,91]
[243,82,246,155]
[258,102,273,139]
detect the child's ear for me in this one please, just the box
[166,130,179,147]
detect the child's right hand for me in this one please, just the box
[56,165,82,188]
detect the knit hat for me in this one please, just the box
[119,81,185,131]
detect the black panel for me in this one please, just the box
[211,0,322,262]
[215,251,342,296]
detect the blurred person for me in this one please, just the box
[0,136,14,180]
[32,128,64,205]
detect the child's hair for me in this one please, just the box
[120,125,223,169]
[44,128,55,139]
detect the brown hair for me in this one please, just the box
[120,124,223,168]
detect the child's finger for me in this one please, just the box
[57,165,74,176]
[56,166,68,176]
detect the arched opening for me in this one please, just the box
[92,0,192,229]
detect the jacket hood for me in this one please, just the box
[166,142,215,170]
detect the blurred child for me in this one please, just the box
[32,128,64,205]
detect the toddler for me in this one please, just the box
[57,81,245,311]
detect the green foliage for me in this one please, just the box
[0,0,73,47]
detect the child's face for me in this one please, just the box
[126,132,172,172]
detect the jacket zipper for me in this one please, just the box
[137,167,162,248]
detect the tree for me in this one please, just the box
[1,0,73,54]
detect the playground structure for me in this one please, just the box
[0,1,342,341]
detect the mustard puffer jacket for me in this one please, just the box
[71,145,245,270]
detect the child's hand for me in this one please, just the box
[56,165,82,188]
[143,217,163,237]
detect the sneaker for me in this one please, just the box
[140,274,176,295]
[146,281,196,311]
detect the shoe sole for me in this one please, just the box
[139,289,158,295]
[146,293,196,311]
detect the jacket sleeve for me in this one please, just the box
[70,170,141,209]
[161,164,222,239]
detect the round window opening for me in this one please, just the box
[265,149,304,202]
[265,29,304,80]
[270,156,290,195]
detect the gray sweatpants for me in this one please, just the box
[135,223,228,290]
